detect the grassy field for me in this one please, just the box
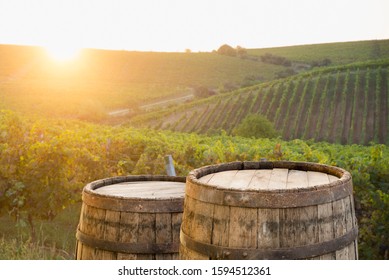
[247,39,389,65]
[0,45,283,120]
[0,203,81,259]
[2,40,389,121]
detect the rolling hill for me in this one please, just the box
[1,39,389,122]
[131,60,389,145]
[1,40,389,260]
[0,44,283,119]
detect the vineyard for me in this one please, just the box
[2,40,389,121]
[132,60,389,145]
[0,110,388,259]
[1,40,389,260]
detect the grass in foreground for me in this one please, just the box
[0,203,81,260]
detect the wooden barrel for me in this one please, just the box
[75,175,185,260]
[180,161,358,260]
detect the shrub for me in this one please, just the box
[193,86,216,98]
[233,114,279,139]
[217,44,237,57]
[311,58,332,68]
[260,53,291,66]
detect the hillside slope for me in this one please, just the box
[247,39,389,65]
[1,40,389,120]
[131,60,389,145]
[0,45,282,119]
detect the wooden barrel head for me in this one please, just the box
[198,169,340,191]
[76,175,186,260]
[180,161,358,260]
[83,176,186,213]
[94,181,185,199]
[185,161,353,208]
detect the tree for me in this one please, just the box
[193,86,216,98]
[236,45,247,57]
[233,114,279,139]
[217,44,237,57]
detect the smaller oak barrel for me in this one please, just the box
[180,161,358,260]
[75,175,185,260]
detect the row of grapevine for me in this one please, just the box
[384,66,389,145]
[366,69,377,144]
[136,62,389,145]
[348,69,360,143]
[280,77,302,138]
[274,80,292,128]
[229,91,254,132]
[290,77,312,139]
[324,71,341,141]
[375,67,388,144]
[314,74,330,140]
[361,68,370,143]
[1,109,388,259]
[206,97,229,131]
[302,74,321,139]
[342,69,354,144]
[264,83,281,120]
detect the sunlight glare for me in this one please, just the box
[45,43,81,62]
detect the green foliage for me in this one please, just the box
[0,202,79,260]
[193,86,216,98]
[247,39,389,65]
[2,40,389,260]
[0,110,388,259]
[135,60,389,145]
[233,114,279,139]
[311,58,332,68]
[0,111,83,238]
[217,44,237,57]
[260,53,292,66]
[0,44,282,121]
[0,237,68,260]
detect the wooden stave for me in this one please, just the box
[180,227,358,260]
[186,161,353,208]
[83,175,186,213]
[180,161,358,260]
[76,175,185,260]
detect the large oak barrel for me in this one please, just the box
[76,175,185,260]
[180,161,358,260]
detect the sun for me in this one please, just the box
[45,43,81,62]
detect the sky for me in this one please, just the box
[0,0,388,53]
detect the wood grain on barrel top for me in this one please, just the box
[181,163,357,260]
[198,169,340,190]
[93,181,185,199]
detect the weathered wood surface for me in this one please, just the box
[198,169,337,190]
[180,162,358,260]
[76,177,185,260]
[94,181,185,199]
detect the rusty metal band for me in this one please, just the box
[76,229,179,254]
[186,161,353,208]
[180,227,358,260]
[82,175,186,213]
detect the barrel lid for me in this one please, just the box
[94,181,185,199]
[198,169,339,191]
[186,161,353,208]
[82,175,186,212]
